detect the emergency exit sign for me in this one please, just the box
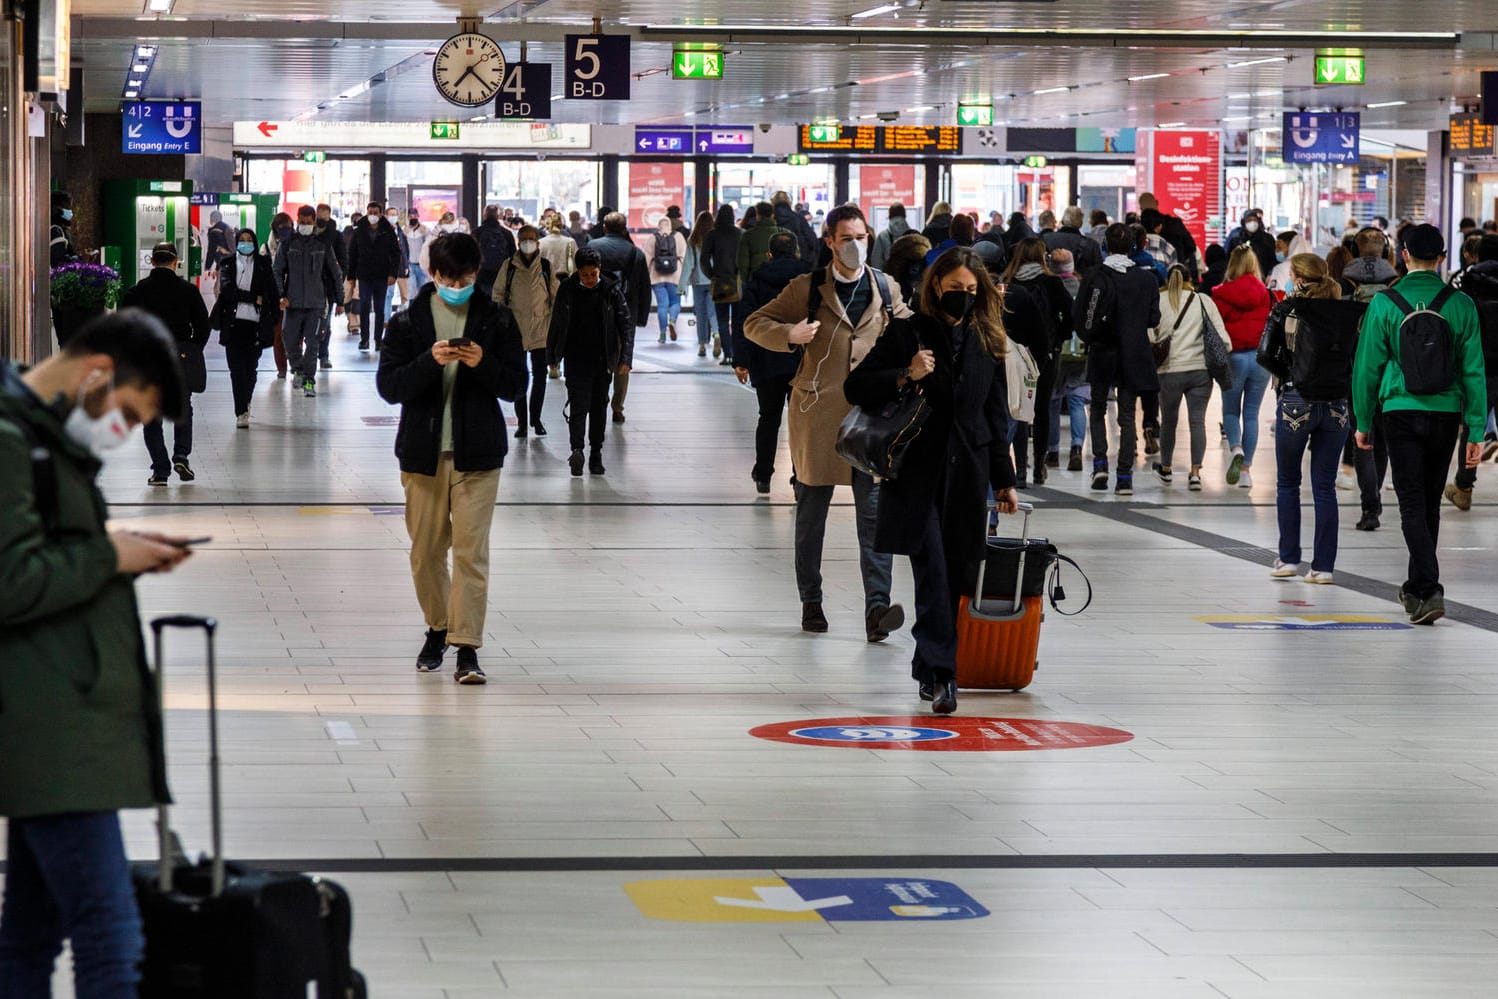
[672,50,723,80]
[1314,49,1365,85]
[956,104,993,127]
[430,121,461,140]
[807,125,841,143]
[302,150,326,163]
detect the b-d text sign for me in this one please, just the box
[565,34,630,100]
[123,101,202,155]
[497,62,552,121]
[1283,112,1361,164]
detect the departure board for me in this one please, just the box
[1450,113,1497,158]
[800,125,962,154]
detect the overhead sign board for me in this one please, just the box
[497,62,552,121]
[634,126,692,154]
[672,50,724,80]
[429,121,460,140]
[1282,112,1361,164]
[232,120,590,151]
[696,127,753,154]
[1450,112,1498,158]
[956,103,993,127]
[798,125,961,154]
[565,33,630,100]
[123,101,202,155]
[1314,48,1366,86]
[631,125,756,155]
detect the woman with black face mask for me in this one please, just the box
[844,247,1021,715]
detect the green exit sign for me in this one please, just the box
[956,104,993,127]
[1023,155,1049,169]
[807,125,841,143]
[672,50,724,80]
[1314,49,1365,85]
[430,121,461,140]
[787,154,810,166]
[302,150,326,163]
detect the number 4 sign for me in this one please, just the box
[496,63,552,121]
[565,33,630,100]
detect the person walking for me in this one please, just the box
[1443,233,1498,510]
[210,227,279,429]
[0,310,194,999]
[538,215,577,278]
[264,213,295,379]
[1150,264,1225,492]
[273,205,344,399]
[745,203,912,641]
[495,225,559,439]
[376,232,528,684]
[1353,224,1488,624]
[348,200,402,352]
[871,202,912,271]
[844,246,1021,715]
[702,205,745,365]
[1042,206,1103,276]
[588,213,650,420]
[119,243,210,487]
[386,205,412,319]
[773,191,819,263]
[683,210,717,358]
[1001,237,1073,486]
[405,212,432,293]
[1256,253,1365,583]
[1211,244,1275,488]
[649,216,688,344]
[314,204,349,371]
[547,247,636,476]
[734,232,812,495]
[921,201,954,246]
[474,205,518,299]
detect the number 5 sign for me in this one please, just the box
[565,33,631,100]
[496,63,552,121]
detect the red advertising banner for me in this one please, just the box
[857,164,917,220]
[627,162,684,232]
[1137,130,1221,250]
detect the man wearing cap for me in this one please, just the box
[119,243,211,486]
[1354,223,1488,625]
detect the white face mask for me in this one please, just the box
[64,382,132,455]
[368,213,381,224]
[297,224,314,236]
[519,240,538,255]
[1245,220,1261,233]
[836,238,868,273]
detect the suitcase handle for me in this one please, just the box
[151,616,225,899]
[975,501,1032,616]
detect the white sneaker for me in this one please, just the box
[1304,571,1335,585]
[1335,470,1356,491]
[236,412,250,429]
[1238,469,1253,489]
[1270,560,1299,578]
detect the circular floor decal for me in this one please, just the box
[750,716,1134,752]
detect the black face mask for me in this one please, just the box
[939,289,976,323]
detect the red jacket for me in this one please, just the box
[1210,273,1274,351]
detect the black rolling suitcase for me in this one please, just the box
[132,615,367,999]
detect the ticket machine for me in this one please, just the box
[101,179,196,286]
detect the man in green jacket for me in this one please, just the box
[736,202,791,286]
[0,311,193,996]
[1353,224,1487,625]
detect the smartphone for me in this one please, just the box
[446,337,475,349]
[171,537,213,548]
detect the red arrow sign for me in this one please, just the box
[256,122,278,138]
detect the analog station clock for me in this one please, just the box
[433,32,506,108]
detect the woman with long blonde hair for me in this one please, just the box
[1151,264,1227,491]
[844,247,1020,716]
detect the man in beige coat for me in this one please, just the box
[495,225,560,438]
[745,203,912,641]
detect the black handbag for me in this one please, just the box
[710,274,740,304]
[835,383,931,481]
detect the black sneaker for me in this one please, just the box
[1115,473,1133,497]
[1045,451,1061,469]
[358,340,369,352]
[148,473,169,487]
[453,647,487,684]
[589,450,606,475]
[1152,462,1172,486]
[1356,511,1381,532]
[865,604,906,643]
[173,459,195,482]
[1068,446,1083,472]
[801,602,829,633]
[1032,465,1046,486]
[753,473,770,495]
[612,411,626,424]
[533,423,547,437]
[416,629,448,672]
[320,359,332,370]
[569,450,585,476]
[1090,461,1109,491]
[515,425,528,439]
[1144,427,1161,456]
[1410,593,1446,626]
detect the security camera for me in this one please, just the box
[759,123,772,133]
[877,111,899,122]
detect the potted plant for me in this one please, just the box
[49,261,121,346]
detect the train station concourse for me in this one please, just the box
[4,2,1498,996]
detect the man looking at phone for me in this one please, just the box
[0,310,196,996]
[378,232,527,684]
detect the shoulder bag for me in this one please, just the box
[1153,292,1193,368]
[835,337,931,481]
[1197,297,1233,390]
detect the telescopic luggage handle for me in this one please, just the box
[974,501,1033,617]
[151,615,225,898]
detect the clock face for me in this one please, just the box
[433,32,506,108]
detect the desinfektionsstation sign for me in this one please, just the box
[232,120,591,151]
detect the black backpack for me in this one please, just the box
[1286,303,1363,401]
[1074,266,1119,345]
[652,233,679,276]
[1385,286,1456,395]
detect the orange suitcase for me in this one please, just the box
[956,503,1045,691]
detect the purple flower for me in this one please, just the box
[50,262,122,311]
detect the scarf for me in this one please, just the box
[1014,263,1044,282]
[1103,254,1134,273]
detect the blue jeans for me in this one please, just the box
[1275,391,1349,573]
[793,470,893,612]
[653,283,681,334]
[692,285,717,343]
[1223,349,1271,464]
[408,262,428,293]
[0,811,143,998]
[1048,369,1089,450]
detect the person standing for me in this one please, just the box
[734,232,812,494]
[49,191,79,267]
[1354,224,1487,624]
[474,205,518,299]
[744,203,911,641]
[274,205,344,399]
[1445,233,1498,509]
[1211,244,1274,487]
[1150,264,1225,492]
[495,225,559,439]
[377,233,528,684]
[682,211,717,358]
[547,247,636,476]
[211,228,278,429]
[119,243,210,486]
[844,247,1020,714]
[0,310,194,999]
[348,200,402,352]
[588,213,651,419]
[650,216,688,344]
[702,205,745,365]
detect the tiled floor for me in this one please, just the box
[22,312,1498,996]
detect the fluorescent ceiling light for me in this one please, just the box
[1367,100,1407,109]
[851,3,900,18]
[124,90,140,98]
[146,0,174,11]
[1034,87,1069,95]
[135,45,156,57]
[132,63,150,72]
[1223,115,1251,122]
[128,79,144,87]
[904,105,935,112]
[1229,57,1286,68]
[1158,121,1186,128]
[1228,92,1252,99]
[1128,73,1170,82]
[859,112,880,119]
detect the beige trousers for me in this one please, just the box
[611,367,630,415]
[401,455,500,648]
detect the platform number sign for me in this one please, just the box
[565,33,630,100]
[497,62,552,121]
